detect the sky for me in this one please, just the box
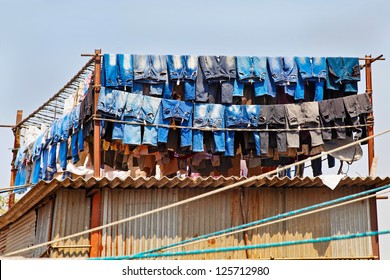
[0,0,389,259]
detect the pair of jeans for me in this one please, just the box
[102,54,134,88]
[197,56,236,104]
[97,87,128,119]
[318,98,346,140]
[122,93,161,146]
[268,57,298,96]
[285,102,323,148]
[234,56,276,97]
[133,55,168,84]
[167,55,198,100]
[295,57,326,101]
[326,57,360,92]
[224,105,260,156]
[70,129,83,164]
[158,99,193,147]
[192,103,225,153]
[343,93,372,140]
[258,105,287,154]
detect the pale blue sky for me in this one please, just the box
[0,0,389,259]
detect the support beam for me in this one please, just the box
[93,49,102,178]
[89,191,102,257]
[365,55,375,174]
[8,110,23,209]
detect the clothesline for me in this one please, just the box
[94,115,373,133]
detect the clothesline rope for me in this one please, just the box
[93,115,373,133]
[3,128,390,257]
[94,230,390,260]
[131,187,390,258]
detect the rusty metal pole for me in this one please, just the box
[93,49,102,178]
[365,55,375,174]
[8,110,23,209]
[365,55,380,259]
[90,49,102,258]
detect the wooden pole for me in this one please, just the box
[90,49,102,257]
[365,55,380,259]
[93,49,102,178]
[365,55,375,173]
[8,110,23,209]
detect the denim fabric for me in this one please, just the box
[195,65,210,102]
[167,55,198,101]
[158,99,193,147]
[115,90,128,119]
[318,98,346,141]
[268,57,298,96]
[301,102,323,146]
[48,143,57,173]
[32,134,44,162]
[192,103,225,152]
[41,147,49,180]
[133,55,168,84]
[97,87,117,118]
[224,105,260,156]
[59,113,71,141]
[236,56,267,82]
[258,105,287,154]
[141,95,161,146]
[326,57,360,92]
[199,56,236,81]
[123,93,143,145]
[285,104,301,148]
[295,57,327,101]
[102,54,119,87]
[59,141,68,170]
[78,128,84,152]
[117,54,133,87]
[71,133,80,164]
[31,158,41,184]
[343,93,372,140]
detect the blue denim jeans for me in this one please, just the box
[167,55,198,100]
[102,54,119,87]
[141,95,161,146]
[192,103,225,152]
[133,55,168,84]
[97,87,117,118]
[117,54,133,88]
[326,57,360,92]
[268,57,298,96]
[224,105,260,156]
[158,99,193,147]
[295,57,326,101]
[122,94,161,146]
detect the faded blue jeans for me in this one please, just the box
[326,57,360,93]
[192,103,225,152]
[158,99,193,147]
[167,55,198,100]
[224,105,260,156]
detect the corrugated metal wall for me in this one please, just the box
[33,200,54,257]
[50,189,91,258]
[100,186,373,259]
[1,210,36,258]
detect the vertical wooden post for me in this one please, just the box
[365,55,380,259]
[93,49,102,178]
[90,49,102,257]
[365,55,375,173]
[8,110,23,209]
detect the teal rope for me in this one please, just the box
[128,184,390,258]
[93,230,390,260]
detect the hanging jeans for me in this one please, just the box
[268,57,298,96]
[258,105,287,154]
[158,99,193,148]
[224,105,260,156]
[167,55,198,100]
[318,98,346,141]
[117,54,134,88]
[234,56,275,97]
[326,57,360,93]
[101,54,119,87]
[192,103,225,153]
[295,57,327,101]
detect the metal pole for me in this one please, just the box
[90,49,102,258]
[8,110,23,209]
[365,55,375,174]
[93,49,102,178]
[365,55,380,259]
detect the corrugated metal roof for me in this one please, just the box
[1,175,389,230]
